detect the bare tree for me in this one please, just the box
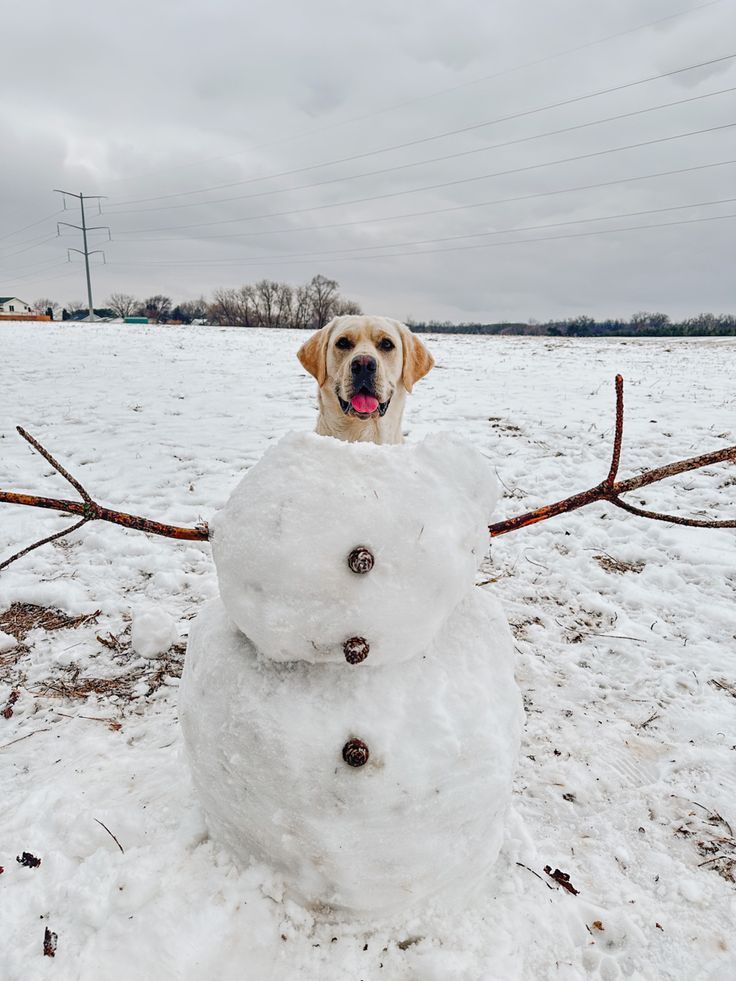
[631,311,670,331]
[332,298,362,317]
[275,283,293,327]
[207,276,360,327]
[308,274,340,328]
[33,298,60,317]
[237,285,257,327]
[253,280,281,327]
[139,295,172,323]
[177,297,209,323]
[107,293,139,318]
[292,284,312,330]
[66,299,85,314]
[208,288,238,325]
[208,286,256,327]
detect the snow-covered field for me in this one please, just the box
[0,322,734,981]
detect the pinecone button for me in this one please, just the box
[343,636,369,664]
[342,738,370,767]
[347,546,374,575]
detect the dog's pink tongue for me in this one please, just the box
[351,394,379,414]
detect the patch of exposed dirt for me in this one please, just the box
[0,603,100,641]
[0,604,185,706]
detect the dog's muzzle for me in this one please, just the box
[338,355,392,418]
[338,392,392,418]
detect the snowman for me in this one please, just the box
[179,431,523,916]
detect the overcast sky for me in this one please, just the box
[1,0,735,321]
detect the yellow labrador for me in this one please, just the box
[297,315,434,444]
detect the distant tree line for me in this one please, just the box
[33,291,736,336]
[409,311,736,337]
[37,274,361,328]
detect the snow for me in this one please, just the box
[211,431,497,663]
[181,589,521,914]
[130,607,179,659]
[0,628,17,653]
[0,322,734,979]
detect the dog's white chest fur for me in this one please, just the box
[179,432,522,915]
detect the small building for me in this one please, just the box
[0,296,32,315]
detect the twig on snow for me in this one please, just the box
[0,727,51,750]
[489,376,735,537]
[0,516,89,572]
[94,818,125,854]
[0,426,208,570]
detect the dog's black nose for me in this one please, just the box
[351,355,377,385]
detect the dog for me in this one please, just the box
[297,315,434,444]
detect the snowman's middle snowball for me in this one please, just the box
[210,431,498,665]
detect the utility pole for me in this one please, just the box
[54,190,110,321]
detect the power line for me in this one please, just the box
[11,261,71,282]
[0,233,58,261]
[106,211,736,270]
[107,85,736,216]
[114,159,736,244]
[14,265,82,289]
[108,50,736,208]
[0,210,63,244]
[103,0,725,189]
[112,122,736,236]
[4,260,74,285]
[0,253,68,276]
[108,196,736,265]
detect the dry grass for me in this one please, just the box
[709,678,736,699]
[0,602,185,707]
[593,553,646,575]
[675,802,736,885]
[0,602,100,641]
[27,642,186,703]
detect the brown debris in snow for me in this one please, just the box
[543,865,580,895]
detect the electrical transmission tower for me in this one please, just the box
[54,189,110,321]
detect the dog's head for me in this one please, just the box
[297,315,434,421]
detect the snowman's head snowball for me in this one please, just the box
[210,432,499,664]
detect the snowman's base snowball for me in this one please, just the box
[179,590,522,916]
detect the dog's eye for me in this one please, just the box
[378,338,395,351]
[335,336,353,350]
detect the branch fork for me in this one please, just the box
[488,374,735,537]
[0,428,207,571]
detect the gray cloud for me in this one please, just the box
[1,0,735,321]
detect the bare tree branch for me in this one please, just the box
[608,496,736,528]
[17,426,93,502]
[489,377,735,537]
[0,517,89,572]
[1,427,208,570]
[605,374,624,487]
[0,374,733,572]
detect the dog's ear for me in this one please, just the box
[297,324,332,387]
[401,327,435,393]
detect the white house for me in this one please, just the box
[0,296,32,315]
